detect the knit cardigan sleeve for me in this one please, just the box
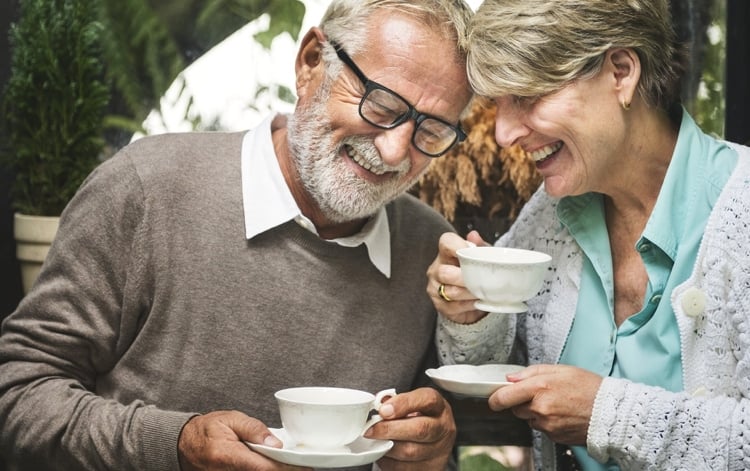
[0,145,194,471]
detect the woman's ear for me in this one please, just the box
[608,48,641,109]
[295,27,327,100]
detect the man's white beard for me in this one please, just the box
[287,82,421,224]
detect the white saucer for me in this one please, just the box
[247,428,393,468]
[426,363,525,397]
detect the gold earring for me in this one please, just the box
[621,100,631,111]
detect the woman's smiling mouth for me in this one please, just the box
[529,142,563,164]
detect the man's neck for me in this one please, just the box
[315,218,368,240]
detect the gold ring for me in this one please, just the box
[438,283,452,302]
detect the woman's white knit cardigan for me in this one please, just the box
[437,143,750,470]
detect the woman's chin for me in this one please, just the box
[541,177,573,198]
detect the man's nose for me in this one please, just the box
[374,121,415,165]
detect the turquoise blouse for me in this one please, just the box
[556,110,737,470]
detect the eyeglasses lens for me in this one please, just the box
[414,118,458,156]
[360,88,409,127]
[361,88,457,156]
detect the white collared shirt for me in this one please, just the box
[240,114,392,278]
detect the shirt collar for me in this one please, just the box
[240,113,392,278]
[323,209,391,278]
[643,108,731,260]
[558,108,733,262]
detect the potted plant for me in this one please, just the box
[1,0,109,292]
[1,0,308,294]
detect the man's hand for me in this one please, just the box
[364,387,456,470]
[178,410,311,470]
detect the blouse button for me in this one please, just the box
[681,287,706,317]
[691,386,708,397]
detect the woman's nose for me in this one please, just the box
[494,99,530,148]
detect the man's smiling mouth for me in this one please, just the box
[345,144,388,175]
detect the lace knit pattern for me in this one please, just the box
[437,143,750,470]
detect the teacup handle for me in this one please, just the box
[362,388,397,433]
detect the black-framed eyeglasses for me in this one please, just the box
[330,41,466,158]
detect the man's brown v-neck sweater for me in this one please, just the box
[0,130,454,470]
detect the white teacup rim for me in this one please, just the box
[457,246,551,264]
[275,386,383,405]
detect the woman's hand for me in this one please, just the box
[489,364,603,446]
[426,230,489,324]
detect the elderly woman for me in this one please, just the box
[427,0,750,470]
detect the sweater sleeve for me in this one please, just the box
[436,313,516,365]
[588,377,750,470]
[0,151,194,471]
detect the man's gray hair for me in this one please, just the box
[319,0,474,82]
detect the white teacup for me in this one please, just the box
[274,386,396,450]
[457,246,551,313]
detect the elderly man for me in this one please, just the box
[0,0,474,470]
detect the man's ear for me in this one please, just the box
[295,27,327,100]
[607,48,641,108]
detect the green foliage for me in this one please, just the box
[686,0,726,138]
[99,0,185,133]
[459,452,513,471]
[277,85,297,105]
[192,0,305,50]
[139,0,306,132]
[1,0,306,215]
[96,0,306,136]
[1,0,109,216]
[253,0,306,48]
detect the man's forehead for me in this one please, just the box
[357,14,467,98]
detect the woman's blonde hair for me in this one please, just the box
[468,0,686,110]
